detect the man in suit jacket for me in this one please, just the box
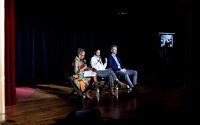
[108,45,138,90]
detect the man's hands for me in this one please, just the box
[121,68,126,72]
[99,57,108,63]
[105,58,108,63]
[98,58,102,63]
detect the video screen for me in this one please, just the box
[159,32,175,48]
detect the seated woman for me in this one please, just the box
[72,48,99,99]
[90,49,126,95]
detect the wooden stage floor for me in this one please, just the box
[1,81,198,125]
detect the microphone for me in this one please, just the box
[83,59,86,64]
[98,56,101,63]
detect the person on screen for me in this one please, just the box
[108,45,138,91]
[90,49,126,95]
[164,39,173,48]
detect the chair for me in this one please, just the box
[66,68,83,97]
[66,68,97,99]
[96,76,110,94]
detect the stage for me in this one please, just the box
[2,81,197,125]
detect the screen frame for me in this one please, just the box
[159,32,175,48]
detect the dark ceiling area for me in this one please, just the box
[16,0,190,19]
[15,0,191,32]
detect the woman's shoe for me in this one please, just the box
[116,79,126,88]
[118,82,126,88]
[94,81,100,86]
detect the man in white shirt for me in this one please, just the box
[90,49,126,95]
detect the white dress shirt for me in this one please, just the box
[90,55,107,71]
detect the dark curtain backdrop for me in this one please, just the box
[15,1,113,86]
[15,0,191,86]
